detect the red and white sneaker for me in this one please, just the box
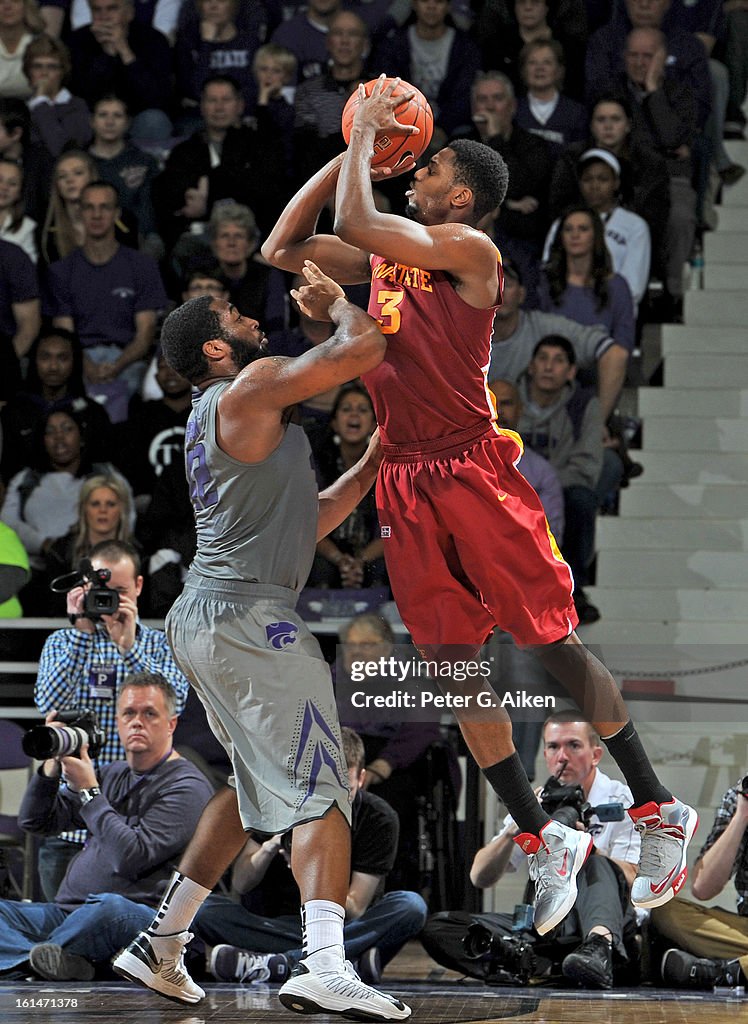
[514,820,593,936]
[629,798,699,909]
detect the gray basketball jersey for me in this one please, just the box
[185,379,318,590]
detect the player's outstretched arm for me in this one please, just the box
[317,428,383,541]
[261,155,371,284]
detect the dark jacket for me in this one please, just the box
[70,21,173,114]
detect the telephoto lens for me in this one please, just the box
[22,724,88,760]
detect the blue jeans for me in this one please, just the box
[0,893,153,972]
[194,891,428,968]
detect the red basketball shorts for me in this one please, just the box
[376,427,578,650]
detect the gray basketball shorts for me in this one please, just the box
[166,575,351,833]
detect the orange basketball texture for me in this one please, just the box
[341,78,434,170]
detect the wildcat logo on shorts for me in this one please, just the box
[265,621,299,650]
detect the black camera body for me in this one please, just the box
[50,557,119,621]
[463,924,536,985]
[22,707,106,760]
[540,775,625,830]
[82,565,119,620]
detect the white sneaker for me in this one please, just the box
[629,797,698,909]
[112,930,205,1004]
[514,819,593,936]
[278,951,411,1021]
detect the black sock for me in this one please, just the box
[483,752,550,836]
[601,721,672,807]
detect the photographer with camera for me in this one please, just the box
[0,673,213,981]
[34,539,190,900]
[421,711,640,989]
[654,775,748,991]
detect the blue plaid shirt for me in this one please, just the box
[697,780,748,915]
[34,621,190,845]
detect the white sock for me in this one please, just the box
[147,871,212,936]
[301,900,345,962]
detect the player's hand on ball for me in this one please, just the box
[290,260,345,321]
[370,156,417,181]
[353,74,420,136]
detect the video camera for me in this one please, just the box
[51,557,120,621]
[22,707,106,760]
[463,923,536,985]
[539,775,625,831]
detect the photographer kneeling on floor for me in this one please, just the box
[421,711,640,989]
[0,672,213,981]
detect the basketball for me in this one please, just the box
[341,78,434,171]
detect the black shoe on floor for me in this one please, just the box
[719,163,746,187]
[354,947,382,985]
[661,948,742,989]
[29,943,95,981]
[562,934,613,989]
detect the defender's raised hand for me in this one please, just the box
[290,260,346,321]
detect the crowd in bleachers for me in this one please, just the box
[0,0,745,625]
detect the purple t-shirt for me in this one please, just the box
[272,13,328,80]
[0,238,37,337]
[538,273,635,354]
[48,245,167,349]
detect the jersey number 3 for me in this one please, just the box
[376,290,404,335]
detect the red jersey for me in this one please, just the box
[363,252,504,445]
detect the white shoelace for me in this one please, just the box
[235,953,270,984]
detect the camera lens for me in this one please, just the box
[22,725,86,760]
[463,924,492,959]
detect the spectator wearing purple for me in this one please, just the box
[48,180,167,423]
[272,0,343,82]
[539,205,635,362]
[514,39,588,159]
[69,0,174,150]
[373,0,481,140]
[174,0,267,121]
[23,34,91,158]
[87,94,160,249]
[0,235,39,400]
